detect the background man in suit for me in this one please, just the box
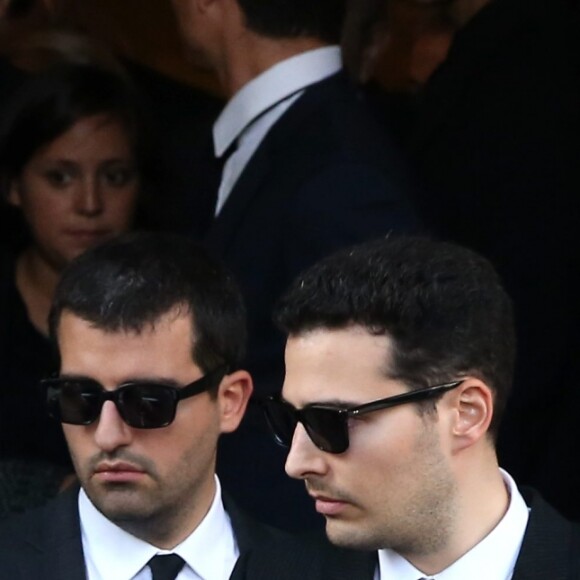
[170,0,420,528]
[0,232,371,580]
[264,236,580,578]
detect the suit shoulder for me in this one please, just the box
[514,488,580,576]
[0,487,80,544]
[239,527,375,579]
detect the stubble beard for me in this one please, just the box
[323,426,457,556]
[77,450,184,543]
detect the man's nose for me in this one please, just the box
[94,400,133,452]
[285,422,328,480]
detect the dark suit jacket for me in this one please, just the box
[206,71,419,397]
[206,71,420,530]
[512,489,580,579]
[0,487,375,579]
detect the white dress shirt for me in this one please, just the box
[79,476,239,580]
[375,470,530,580]
[212,45,342,215]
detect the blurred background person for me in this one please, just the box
[342,0,455,140]
[1,0,223,237]
[0,61,151,516]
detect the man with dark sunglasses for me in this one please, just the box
[0,232,372,579]
[264,236,580,579]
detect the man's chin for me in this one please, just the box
[86,484,153,522]
[325,520,379,551]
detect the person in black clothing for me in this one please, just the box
[0,62,150,516]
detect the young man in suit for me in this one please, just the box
[170,0,421,528]
[263,236,580,578]
[0,232,370,580]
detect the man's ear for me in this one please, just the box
[217,369,253,433]
[446,378,494,453]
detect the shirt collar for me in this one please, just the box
[79,476,238,580]
[213,45,342,157]
[377,469,530,580]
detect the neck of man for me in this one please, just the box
[406,445,510,576]
[113,473,218,550]
[217,34,332,98]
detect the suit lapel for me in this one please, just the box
[224,495,279,580]
[15,487,86,580]
[205,137,274,254]
[204,73,347,255]
[512,488,579,580]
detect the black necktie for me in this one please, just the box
[148,554,185,580]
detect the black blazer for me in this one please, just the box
[0,487,375,579]
[205,71,420,397]
[512,489,580,579]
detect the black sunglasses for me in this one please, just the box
[261,380,463,454]
[43,366,228,429]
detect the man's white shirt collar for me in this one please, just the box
[213,45,342,157]
[376,470,529,580]
[79,476,239,580]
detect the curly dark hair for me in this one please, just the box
[276,236,516,438]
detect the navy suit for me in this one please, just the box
[205,71,420,529]
[511,489,580,579]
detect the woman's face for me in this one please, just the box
[9,114,139,270]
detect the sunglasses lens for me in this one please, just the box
[301,408,348,454]
[48,381,103,425]
[118,385,176,429]
[263,399,298,447]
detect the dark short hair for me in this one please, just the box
[49,232,247,374]
[0,62,152,199]
[276,236,515,437]
[237,0,347,43]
